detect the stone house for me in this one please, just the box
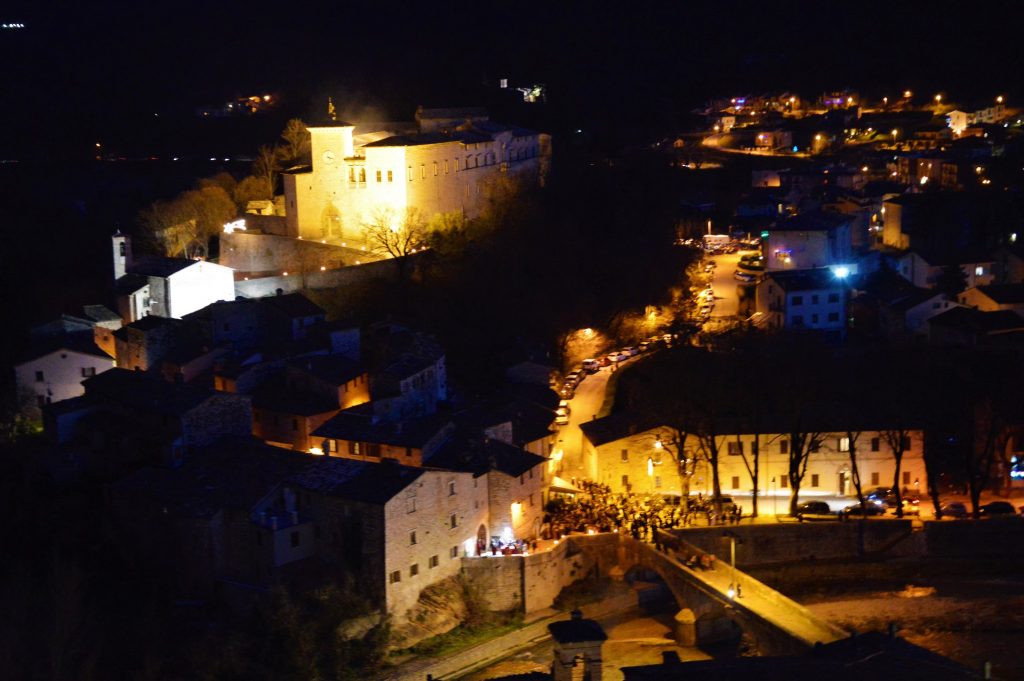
[14,335,115,419]
[959,283,1024,316]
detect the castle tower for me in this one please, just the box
[112,231,132,281]
[549,610,607,681]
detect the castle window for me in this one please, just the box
[376,170,382,182]
[449,514,457,528]
[421,165,426,179]
[433,162,438,176]
[119,242,126,256]
[389,571,401,584]
[455,159,460,172]
[408,166,412,181]
[387,170,393,182]
[450,545,458,559]
[349,167,355,183]
[445,160,449,174]
[358,168,365,183]
[429,555,439,568]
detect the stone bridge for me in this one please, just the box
[566,532,846,655]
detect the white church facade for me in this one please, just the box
[282,105,551,241]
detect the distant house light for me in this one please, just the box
[833,266,850,279]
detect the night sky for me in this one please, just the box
[3,1,1022,159]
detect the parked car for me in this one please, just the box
[865,486,892,502]
[713,496,736,513]
[556,406,570,418]
[890,498,920,516]
[795,500,835,520]
[940,502,968,519]
[734,270,757,283]
[622,346,639,357]
[558,399,570,410]
[598,356,611,368]
[558,385,575,399]
[840,501,887,518]
[582,358,600,373]
[638,341,651,353]
[979,501,1016,516]
[555,412,569,426]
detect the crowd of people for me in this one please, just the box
[544,489,745,542]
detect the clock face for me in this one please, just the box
[322,150,336,165]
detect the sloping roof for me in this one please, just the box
[910,248,994,267]
[114,273,150,294]
[580,412,662,447]
[288,457,425,504]
[885,287,945,313]
[312,404,450,448]
[928,307,1024,333]
[128,255,195,278]
[113,439,315,519]
[16,333,110,365]
[424,428,547,477]
[252,384,338,416]
[260,292,325,319]
[764,268,843,292]
[973,283,1024,305]
[82,304,122,323]
[83,368,214,416]
[289,355,364,386]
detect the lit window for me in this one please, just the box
[387,170,393,182]
[376,170,382,182]
[975,266,984,276]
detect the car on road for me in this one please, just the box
[940,501,968,519]
[622,346,639,357]
[582,358,600,373]
[556,405,570,419]
[890,498,920,516]
[555,411,569,426]
[734,270,758,283]
[794,500,836,520]
[638,341,651,353]
[607,352,624,364]
[558,385,575,399]
[565,370,583,385]
[840,501,888,518]
[979,501,1016,516]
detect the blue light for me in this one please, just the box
[834,266,850,279]
[792,145,799,152]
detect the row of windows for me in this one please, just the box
[792,312,840,326]
[791,293,840,305]
[33,366,98,383]
[730,470,914,489]
[388,547,459,583]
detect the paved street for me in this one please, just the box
[556,364,613,481]
[706,251,742,319]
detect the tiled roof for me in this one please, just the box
[128,255,196,278]
[16,333,110,365]
[974,283,1024,305]
[288,457,425,504]
[425,427,547,477]
[764,268,844,292]
[83,368,214,417]
[312,404,450,448]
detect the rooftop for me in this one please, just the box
[972,283,1024,305]
[764,268,845,292]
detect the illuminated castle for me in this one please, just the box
[282,104,550,241]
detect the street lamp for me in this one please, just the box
[723,530,742,598]
[903,90,912,99]
[934,94,943,104]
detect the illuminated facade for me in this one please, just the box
[282,106,551,242]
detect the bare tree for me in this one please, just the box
[785,428,824,516]
[253,144,280,194]
[279,118,311,165]
[881,428,914,517]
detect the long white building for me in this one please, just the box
[282,105,551,241]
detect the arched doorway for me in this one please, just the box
[476,524,487,556]
[321,204,342,239]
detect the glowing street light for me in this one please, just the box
[934,94,943,104]
[903,90,913,99]
[996,95,1005,104]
